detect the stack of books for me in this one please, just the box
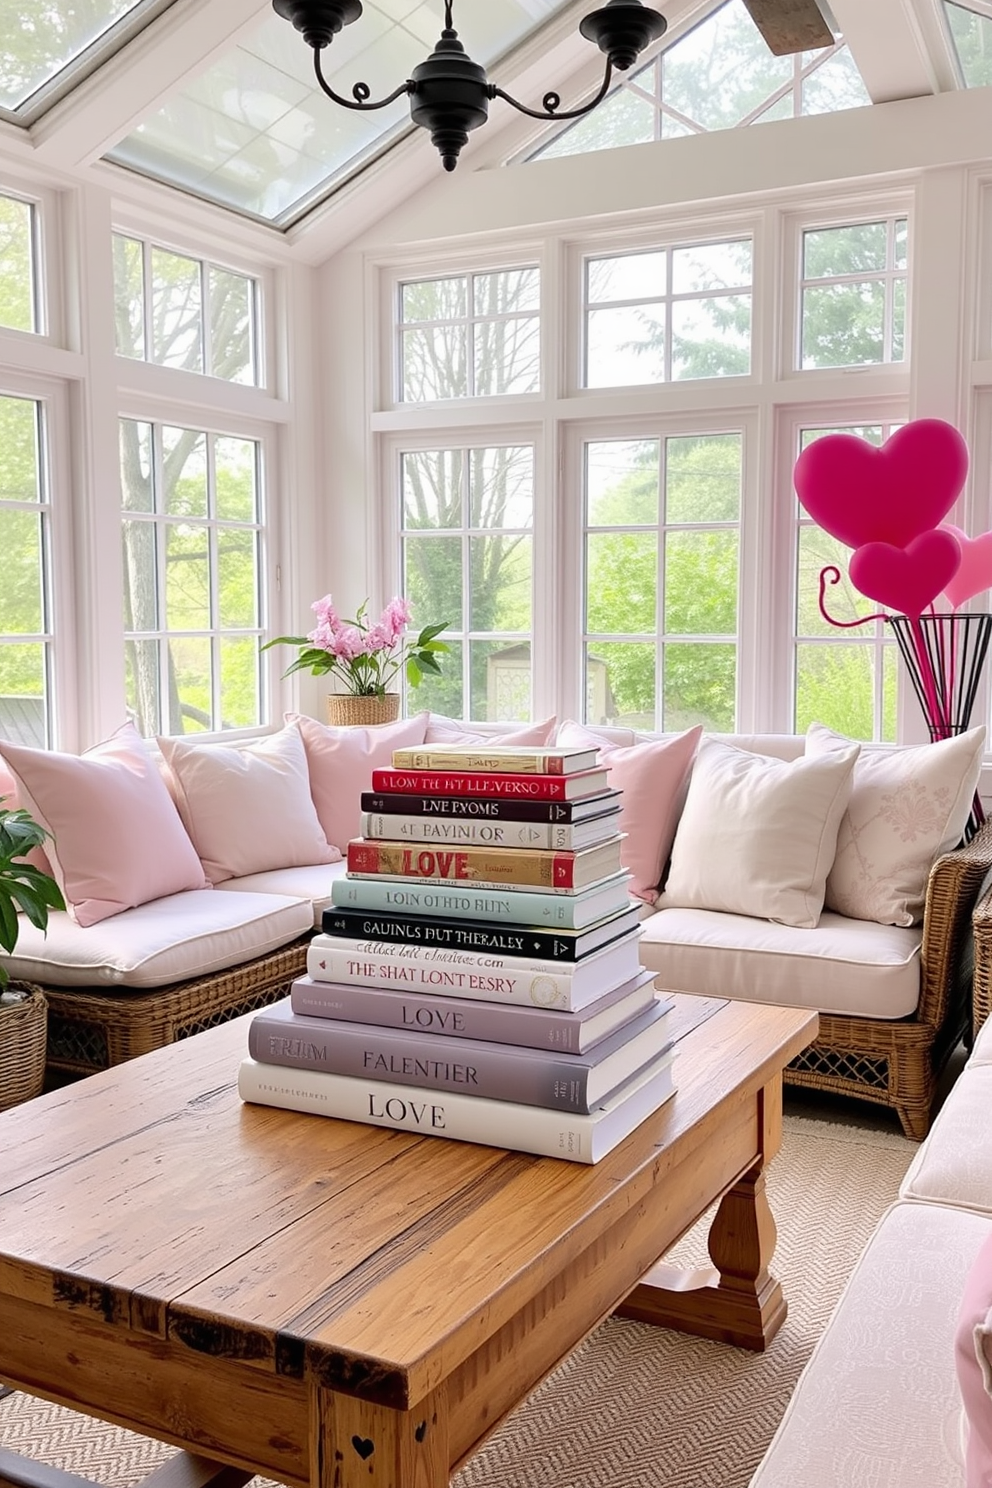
[238,741,678,1163]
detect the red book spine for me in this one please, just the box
[346,839,577,886]
[370,768,574,799]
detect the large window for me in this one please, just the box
[397,267,540,403]
[583,434,741,730]
[399,443,534,721]
[120,419,265,736]
[0,394,52,747]
[794,423,900,741]
[583,239,752,387]
[113,234,260,385]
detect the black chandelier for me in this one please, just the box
[272,0,667,172]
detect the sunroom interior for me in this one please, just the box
[1,0,992,758]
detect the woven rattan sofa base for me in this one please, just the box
[41,936,311,1082]
[785,820,992,1142]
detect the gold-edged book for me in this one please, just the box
[390,743,599,775]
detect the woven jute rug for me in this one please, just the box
[0,1107,915,1488]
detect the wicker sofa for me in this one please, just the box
[630,731,992,1142]
[2,721,990,1135]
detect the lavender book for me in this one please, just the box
[246,995,672,1114]
[290,968,663,1054]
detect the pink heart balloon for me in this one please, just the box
[849,530,962,619]
[794,419,969,549]
[938,524,992,608]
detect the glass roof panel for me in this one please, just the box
[945,2,992,88]
[0,0,176,119]
[105,0,579,227]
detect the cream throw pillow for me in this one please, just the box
[658,736,859,928]
[806,722,986,927]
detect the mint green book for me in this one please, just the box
[329,870,635,929]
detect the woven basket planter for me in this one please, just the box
[326,692,400,727]
[0,981,47,1110]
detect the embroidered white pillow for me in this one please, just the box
[805,722,986,927]
[158,722,341,884]
[657,736,860,928]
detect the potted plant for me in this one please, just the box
[0,798,65,1109]
[263,594,451,726]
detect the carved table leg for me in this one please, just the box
[311,1383,449,1488]
[616,1159,787,1351]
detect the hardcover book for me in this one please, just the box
[358,807,620,852]
[237,1045,677,1164]
[320,902,642,961]
[304,927,644,1009]
[246,995,672,1113]
[370,767,610,801]
[360,789,621,824]
[390,743,599,775]
[329,870,636,928]
[289,969,663,1053]
[345,835,624,889]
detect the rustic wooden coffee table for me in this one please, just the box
[0,995,816,1488]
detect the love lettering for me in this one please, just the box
[401,848,470,879]
[368,1093,446,1128]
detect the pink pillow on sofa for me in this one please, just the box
[159,722,341,884]
[287,711,429,851]
[556,721,703,903]
[423,714,557,745]
[0,758,53,876]
[955,1231,992,1486]
[0,723,207,926]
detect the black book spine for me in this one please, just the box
[321,907,584,961]
[360,791,580,823]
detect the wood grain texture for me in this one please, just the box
[0,996,816,1487]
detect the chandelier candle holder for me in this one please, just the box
[272,0,668,171]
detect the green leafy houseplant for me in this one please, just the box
[0,799,65,992]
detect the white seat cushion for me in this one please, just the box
[638,906,921,1017]
[749,1199,991,1488]
[216,861,350,925]
[4,889,314,989]
[901,1061,992,1214]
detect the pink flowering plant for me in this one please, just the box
[263,595,450,697]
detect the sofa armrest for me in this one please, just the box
[969,845,992,1039]
[922,818,992,1038]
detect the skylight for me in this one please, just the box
[0,0,176,123]
[527,0,869,162]
[944,2,992,87]
[104,0,579,229]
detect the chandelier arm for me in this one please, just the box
[489,58,614,122]
[312,48,414,111]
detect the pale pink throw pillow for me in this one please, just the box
[288,711,430,851]
[423,714,558,745]
[0,723,207,926]
[955,1231,992,1487]
[0,758,53,876]
[556,720,703,903]
[158,722,341,884]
